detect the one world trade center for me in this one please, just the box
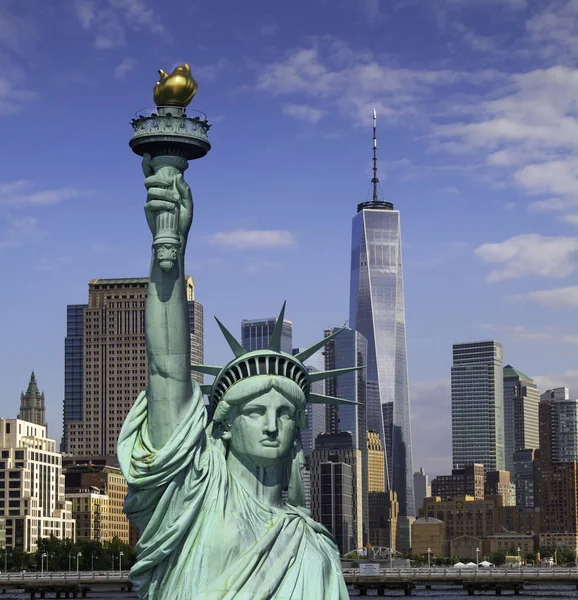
[349,111,415,550]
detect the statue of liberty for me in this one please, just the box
[118,65,358,600]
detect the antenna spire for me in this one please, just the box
[372,108,379,202]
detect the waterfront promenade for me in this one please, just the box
[342,566,578,595]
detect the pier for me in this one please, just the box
[0,571,131,598]
[342,566,578,595]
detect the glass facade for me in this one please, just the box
[451,341,505,471]
[241,318,292,354]
[62,304,86,452]
[349,206,416,538]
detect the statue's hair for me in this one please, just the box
[212,375,307,428]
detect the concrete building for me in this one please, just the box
[66,487,108,542]
[63,276,203,456]
[64,462,129,544]
[487,534,534,557]
[452,341,505,471]
[349,132,416,550]
[0,419,75,552]
[413,467,430,514]
[539,388,578,540]
[241,316,292,354]
[411,517,444,557]
[18,372,46,428]
[503,365,540,473]
[431,464,485,502]
[311,432,363,552]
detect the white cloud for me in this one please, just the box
[114,58,137,79]
[255,40,492,125]
[0,216,39,249]
[511,285,578,308]
[74,0,164,49]
[282,104,325,123]
[193,58,230,83]
[206,229,295,249]
[0,181,89,206]
[534,370,578,398]
[482,323,578,346]
[526,0,578,61]
[475,233,578,282]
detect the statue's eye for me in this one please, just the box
[243,407,265,417]
[278,408,295,420]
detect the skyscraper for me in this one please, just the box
[241,317,292,354]
[503,365,540,473]
[18,372,46,428]
[451,341,505,471]
[539,387,578,543]
[413,467,431,513]
[63,276,203,457]
[349,111,415,548]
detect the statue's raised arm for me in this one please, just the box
[142,153,195,449]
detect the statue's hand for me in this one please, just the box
[142,155,193,250]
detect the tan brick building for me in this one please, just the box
[66,487,109,542]
[411,517,444,556]
[431,464,484,501]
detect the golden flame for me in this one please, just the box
[153,63,198,107]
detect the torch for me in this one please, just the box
[129,63,211,270]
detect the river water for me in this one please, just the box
[1,587,578,598]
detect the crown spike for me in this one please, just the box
[268,301,287,352]
[308,366,364,383]
[214,317,247,358]
[294,327,347,363]
[309,393,359,405]
[191,365,223,376]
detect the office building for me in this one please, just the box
[413,467,431,514]
[539,388,578,539]
[64,462,130,544]
[323,327,369,544]
[431,464,485,502]
[0,418,75,552]
[63,276,203,456]
[311,432,363,552]
[349,113,415,550]
[318,460,354,556]
[485,470,515,506]
[66,487,109,542]
[513,448,539,509]
[291,348,325,457]
[18,372,46,428]
[452,341,505,471]
[241,317,292,354]
[503,365,540,473]
[411,517,444,556]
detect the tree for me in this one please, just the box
[489,550,506,566]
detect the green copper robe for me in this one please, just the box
[117,384,349,600]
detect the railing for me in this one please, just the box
[342,567,578,580]
[0,571,130,582]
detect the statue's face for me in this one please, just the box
[225,389,297,468]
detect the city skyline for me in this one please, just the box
[3,1,578,478]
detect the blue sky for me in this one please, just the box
[1,0,578,477]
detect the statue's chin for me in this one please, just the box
[159,259,175,271]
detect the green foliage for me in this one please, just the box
[489,550,506,566]
[2,536,135,572]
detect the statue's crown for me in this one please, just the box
[192,302,362,415]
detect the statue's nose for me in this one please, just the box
[263,411,278,435]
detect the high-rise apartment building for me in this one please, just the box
[311,432,363,552]
[431,464,485,501]
[413,467,431,514]
[63,276,203,456]
[451,341,505,471]
[513,448,539,509]
[241,317,292,354]
[18,372,46,428]
[539,387,578,540]
[349,113,415,550]
[503,365,540,473]
[0,418,75,552]
[485,470,515,507]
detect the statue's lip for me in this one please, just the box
[260,440,280,447]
